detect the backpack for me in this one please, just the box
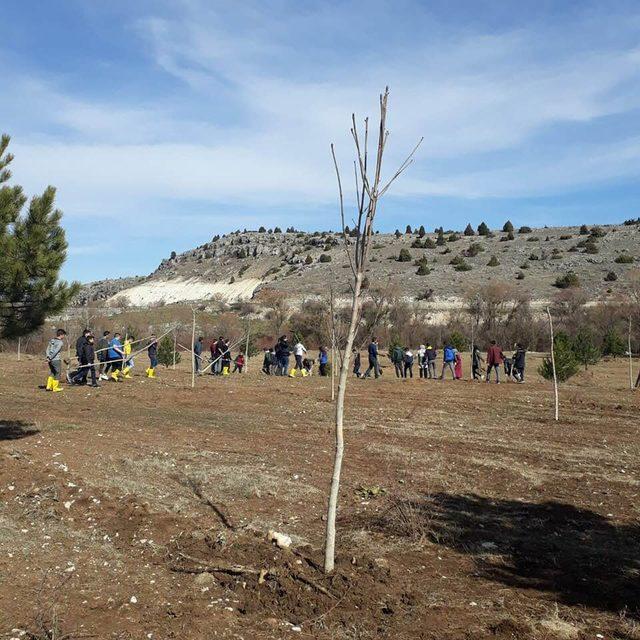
[444,346,454,362]
[392,346,403,363]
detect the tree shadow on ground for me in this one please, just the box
[359,493,640,617]
[0,420,40,440]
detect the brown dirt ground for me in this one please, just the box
[0,353,639,640]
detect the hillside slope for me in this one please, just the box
[76,222,640,308]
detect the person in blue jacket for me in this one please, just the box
[363,337,381,379]
[318,346,329,376]
[440,343,456,380]
[108,333,125,381]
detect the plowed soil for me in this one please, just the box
[0,353,639,639]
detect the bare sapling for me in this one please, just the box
[546,306,559,421]
[628,317,633,390]
[191,307,196,388]
[323,88,422,573]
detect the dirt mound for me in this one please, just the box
[165,528,425,637]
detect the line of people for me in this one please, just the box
[193,336,245,375]
[45,327,159,391]
[355,337,526,383]
[261,336,330,377]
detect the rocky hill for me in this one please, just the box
[76,221,640,310]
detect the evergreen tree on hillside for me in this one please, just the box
[477,221,490,236]
[502,220,514,233]
[572,330,601,370]
[464,223,475,236]
[418,225,426,238]
[405,224,412,234]
[602,328,625,358]
[538,332,579,382]
[157,335,180,368]
[436,228,446,246]
[0,134,78,338]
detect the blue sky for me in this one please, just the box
[2,0,639,282]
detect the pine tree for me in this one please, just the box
[418,225,426,238]
[157,335,180,368]
[405,224,412,234]
[0,135,78,338]
[436,228,446,246]
[464,223,475,236]
[538,332,579,382]
[502,220,514,233]
[602,328,625,358]
[477,221,490,236]
[572,330,601,370]
[394,229,401,239]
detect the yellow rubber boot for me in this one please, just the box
[145,367,152,378]
[222,366,230,376]
[52,380,64,392]
[301,369,308,377]
[46,376,53,391]
[111,369,120,382]
[122,366,131,379]
[150,368,156,378]
[289,369,296,378]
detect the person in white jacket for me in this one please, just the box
[293,341,307,373]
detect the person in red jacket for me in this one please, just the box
[233,353,245,373]
[486,340,503,384]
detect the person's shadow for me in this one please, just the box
[362,493,640,616]
[0,420,39,441]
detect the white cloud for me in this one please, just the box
[4,1,640,221]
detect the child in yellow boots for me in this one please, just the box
[45,329,67,392]
[146,334,158,378]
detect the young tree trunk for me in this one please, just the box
[244,322,251,373]
[628,317,633,390]
[323,88,421,574]
[191,309,196,389]
[173,333,177,370]
[469,320,474,381]
[330,287,336,401]
[546,307,559,421]
[324,272,362,573]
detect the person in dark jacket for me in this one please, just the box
[220,338,232,374]
[425,345,437,379]
[352,349,362,377]
[275,336,291,376]
[363,338,381,379]
[403,347,414,379]
[513,344,526,382]
[486,340,503,383]
[472,345,484,380]
[67,329,91,383]
[262,348,274,375]
[146,334,158,378]
[209,340,219,376]
[391,345,405,378]
[97,331,111,380]
[75,334,98,387]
